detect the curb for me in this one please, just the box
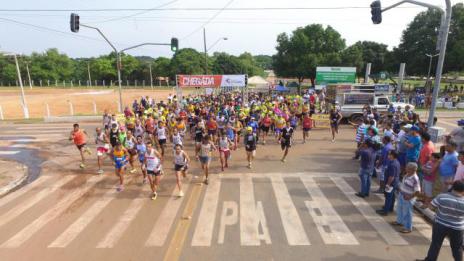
[0,164,28,198]
[44,116,101,123]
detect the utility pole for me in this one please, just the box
[149,63,154,90]
[203,27,208,74]
[25,62,32,89]
[13,54,29,119]
[371,0,452,128]
[425,53,439,97]
[87,62,92,87]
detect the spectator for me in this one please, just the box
[393,162,421,234]
[355,140,376,198]
[397,124,412,172]
[453,151,464,182]
[421,153,441,209]
[376,150,400,216]
[405,125,422,163]
[439,140,460,192]
[418,132,435,183]
[416,181,464,261]
[376,136,393,193]
[447,125,464,152]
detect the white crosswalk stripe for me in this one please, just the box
[1,175,103,248]
[270,175,310,246]
[0,175,54,208]
[0,175,75,228]
[145,180,191,247]
[0,151,20,155]
[0,173,441,249]
[301,177,358,245]
[332,177,409,245]
[191,176,221,246]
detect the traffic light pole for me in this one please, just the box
[80,24,172,113]
[378,0,452,128]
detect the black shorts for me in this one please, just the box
[158,139,167,145]
[147,169,162,176]
[331,122,338,128]
[281,141,291,150]
[76,143,87,150]
[174,164,188,171]
[261,126,270,133]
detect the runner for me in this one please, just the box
[145,141,163,200]
[302,113,313,144]
[199,135,217,185]
[173,144,190,197]
[279,121,294,162]
[155,121,168,157]
[259,113,272,145]
[108,123,120,148]
[194,121,206,159]
[206,116,218,143]
[136,136,148,184]
[244,126,258,169]
[69,123,91,169]
[218,131,233,171]
[125,130,138,173]
[171,128,183,150]
[111,142,129,192]
[95,127,110,174]
[329,108,343,142]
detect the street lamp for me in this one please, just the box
[425,53,439,97]
[203,27,228,74]
[1,51,29,119]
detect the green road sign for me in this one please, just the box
[316,67,356,84]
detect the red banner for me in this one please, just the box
[178,75,222,88]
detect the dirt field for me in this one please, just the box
[0,88,194,119]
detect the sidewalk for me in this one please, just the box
[0,160,28,197]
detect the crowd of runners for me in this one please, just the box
[68,91,323,198]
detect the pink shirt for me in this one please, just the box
[419,141,435,166]
[453,162,464,181]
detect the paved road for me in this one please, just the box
[0,120,459,261]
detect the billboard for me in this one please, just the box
[316,67,356,84]
[177,75,246,88]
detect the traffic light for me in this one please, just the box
[370,1,382,24]
[171,38,179,52]
[70,13,80,33]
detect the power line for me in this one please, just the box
[93,0,180,24]
[181,0,235,40]
[0,6,421,12]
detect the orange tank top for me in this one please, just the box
[73,130,86,145]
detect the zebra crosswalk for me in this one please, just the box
[0,171,444,251]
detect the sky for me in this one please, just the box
[0,0,462,58]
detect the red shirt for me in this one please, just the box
[303,117,313,129]
[419,141,435,165]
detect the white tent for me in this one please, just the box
[248,76,269,88]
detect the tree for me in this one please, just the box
[237,52,265,77]
[254,55,273,70]
[272,24,345,92]
[211,52,242,74]
[29,49,75,82]
[391,3,464,75]
[342,41,389,77]
[170,48,205,77]
[0,54,18,84]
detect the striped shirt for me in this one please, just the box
[355,124,366,143]
[399,174,420,197]
[432,192,464,231]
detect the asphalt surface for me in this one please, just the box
[0,118,460,261]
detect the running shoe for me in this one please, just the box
[179,191,184,197]
[130,168,137,174]
[143,177,148,184]
[79,163,85,169]
[97,169,104,175]
[151,192,158,200]
[204,179,209,185]
[116,185,124,192]
[281,158,286,163]
[85,147,92,155]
